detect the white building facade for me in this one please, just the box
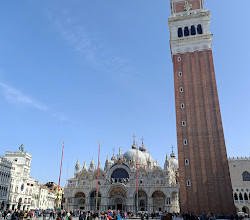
[64,140,180,213]
[228,157,250,214]
[5,145,37,211]
[0,156,12,210]
[38,186,55,210]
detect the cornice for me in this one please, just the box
[170,34,213,55]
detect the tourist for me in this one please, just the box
[161,212,172,220]
[104,213,109,220]
[49,212,54,220]
[86,212,92,220]
[116,212,121,220]
[175,213,184,220]
[199,212,207,220]
[141,212,145,220]
[6,211,12,220]
[79,211,86,220]
[65,212,71,220]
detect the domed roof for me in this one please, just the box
[123,149,147,166]
[144,152,153,164]
[123,148,154,166]
[170,151,178,169]
[139,144,147,152]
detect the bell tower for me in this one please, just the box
[168,0,235,214]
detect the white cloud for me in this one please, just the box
[0,80,70,123]
[0,81,48,111]
[51,11,136,81]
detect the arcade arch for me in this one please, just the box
[109,186,127,211]
[73,192,86,210]
[152,190,166,212]
[135,190,147,211]
[89,190,101,211]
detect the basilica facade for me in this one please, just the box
[64,140,180,213]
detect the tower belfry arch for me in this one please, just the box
[168,0,235,215]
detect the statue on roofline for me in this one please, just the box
[19,144,24,152]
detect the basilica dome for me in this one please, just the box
[170,151,178,169]
[123,149,147,165]
[144,152,154,164]
[123,148,154,166]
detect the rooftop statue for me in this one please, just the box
[19,144,24,152]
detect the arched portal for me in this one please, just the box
[109,186,127,211]
[152,191,166,212]
[242,206,249,214]
[135,190,147,211]
[89,190,101,211]
[73,192,86,210]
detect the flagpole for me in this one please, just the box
[58,141,64,208]
[136,140,139,214]
[96,141,101,211]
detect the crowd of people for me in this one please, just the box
[0,210,248,220]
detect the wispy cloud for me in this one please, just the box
[50,10,136,81]
[0,81,48,111]
[0,80,70,123]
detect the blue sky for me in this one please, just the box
[0,1,249,185]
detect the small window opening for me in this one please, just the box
[184,27,190,36]
[191,25,196,35]
[244,193,248,200]
[239,193,243,200]
[234,193,238,200]
[178,27,183,38]
[197,24,203,34]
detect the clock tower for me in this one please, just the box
[168,0,236,214]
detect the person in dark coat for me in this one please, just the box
[79,212,86,220]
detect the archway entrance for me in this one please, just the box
[242,206,249,214]
[74,192,86,210]
[90,191,101,211]
[152,191,165,212]
[135,190,147,211]
[114,198,124,211]
[109,186,127,211]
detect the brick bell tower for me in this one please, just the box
[168,0,236,215]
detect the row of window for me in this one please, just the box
[177,56,191,187]
[234,192,250,201]
[0,186,8,196]
[178,24,203,38]
[0,171,10,182]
